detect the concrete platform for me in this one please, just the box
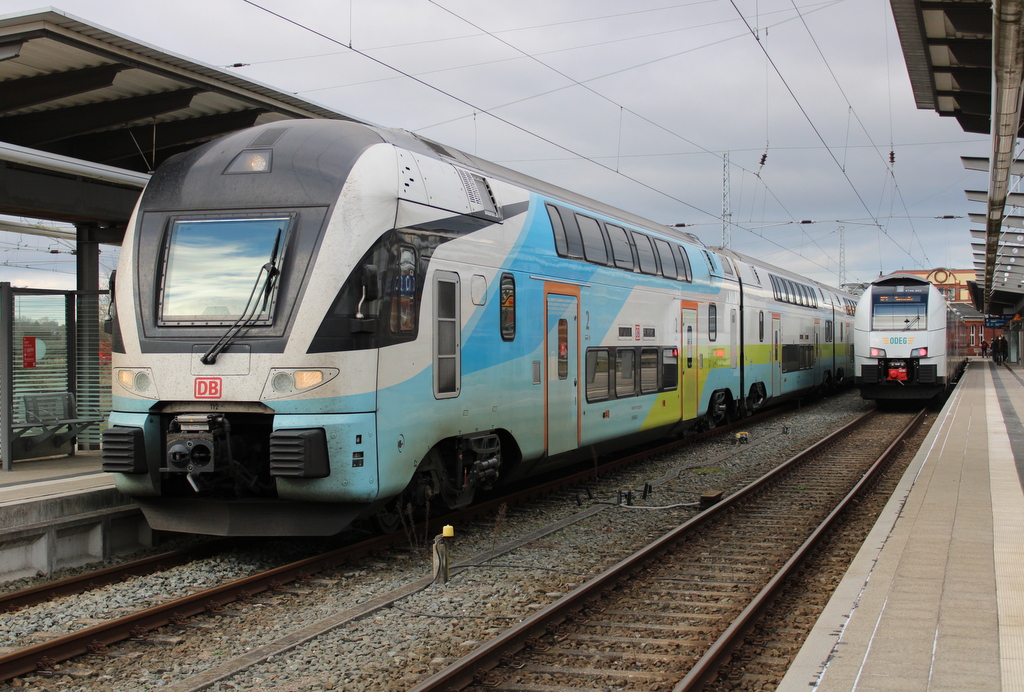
[0,452,150,582]
[778,358,1024,691]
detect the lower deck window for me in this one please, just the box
[586,346,678,402]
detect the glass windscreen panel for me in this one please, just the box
[871,286,928,330]
[160,217,289,324]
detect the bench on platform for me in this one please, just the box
[11,393,104,460]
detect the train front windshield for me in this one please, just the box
[160,217,289,324]
[871,286,928,330]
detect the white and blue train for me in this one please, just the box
[853,273,967,402]
[101,119,858,536]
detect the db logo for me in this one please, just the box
[194,377,222,399]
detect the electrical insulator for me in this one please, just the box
[760,153,767,166]
[889,150,895,164]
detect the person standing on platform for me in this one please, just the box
[982,339,989,358]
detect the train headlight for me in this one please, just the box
[271,372,294,392]
[910,347,928,357]
[224,149,273,174]
[262,368,338,398]
[870,348,886,358]
[115,368,158,397]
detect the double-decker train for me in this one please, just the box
[853,273,967,403]
[101,119,857,536]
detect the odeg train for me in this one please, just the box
[101,119,858,536]
[853,273,967,403]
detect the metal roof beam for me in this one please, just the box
[0,88,201,146]
[47,108,265,170]
[0,63,125,114]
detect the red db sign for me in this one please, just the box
[194,377,222,399]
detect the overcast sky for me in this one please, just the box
[0,0,991,290]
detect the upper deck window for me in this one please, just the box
[159,216,288,325]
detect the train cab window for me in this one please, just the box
[632,233,659,275]
[390,246,417,334]
[640,348,659,393]
[547,204,583,258]
[675,245,693,282]
[499,273,516,341]
[433,271,461,398]
[708,303,718,341]
[586,348,610,402]
[576,214,608,264]
[654,239,678,279]
[616,349,636,396]
[606,224,635,270]
[159,216,290,325]
[662,347,678,390]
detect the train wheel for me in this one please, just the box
[371,497,406,534]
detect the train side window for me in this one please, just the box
[576,214,608,264]
[499,273,516,341]
[547,204,567,256]
[586,348,610,402]
[654,239,678,279]
[826,320,833,342]
[616,348,636,397]
[632,233,659,275]
[547,204,583,258]
[557,319,569,380]
[721,257,735,276]
[675,245,692,282]
[433,271,461,398]
[708,303,718,341]
[640,347,659,393]
[770,275,781,301]
[662,347,678,390]
[389,246,417,334]
[606,224,635,270]
[759,310,765,342]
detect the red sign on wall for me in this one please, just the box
[22,337,36,368]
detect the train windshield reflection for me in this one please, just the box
[161,217,289,323]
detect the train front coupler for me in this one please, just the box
[163,414,232,491]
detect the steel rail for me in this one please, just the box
[673,407,926,690]
[408,408,881,692]
[0,541,230,614]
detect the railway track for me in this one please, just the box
[0,401,797,685]
[409,408,925,691]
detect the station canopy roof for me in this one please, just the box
[0,8,364,237]
[889,0,1024,316]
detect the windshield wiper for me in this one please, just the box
[902,314,921,331]
[201,229,282,365]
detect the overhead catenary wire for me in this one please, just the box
[236,0,928,284]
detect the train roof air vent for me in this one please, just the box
[249,127,290,148]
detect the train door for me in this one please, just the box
[814,319,821,384]
[681,302,699,421]
[772,315,782,395]
[545,285,580,456]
